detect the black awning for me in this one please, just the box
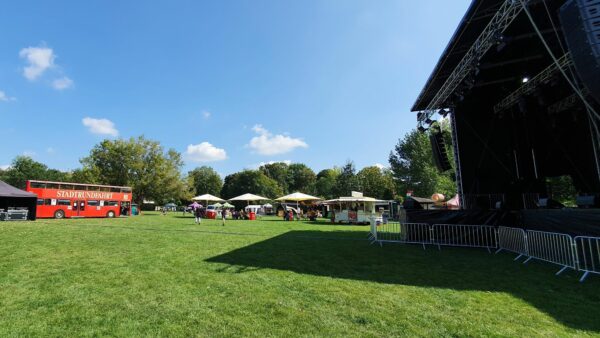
[0,181,37,198]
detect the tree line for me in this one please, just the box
[0,127,458,205]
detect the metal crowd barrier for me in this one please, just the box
[431,224,498,252]
[523,230,577,275]
[496,226,528,260]
[374,222,432,249]
[368,218,600,282]
[574,236,600,282]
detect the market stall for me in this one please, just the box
[322,192,384,224]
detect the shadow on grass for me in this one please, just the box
[206,230,600,332]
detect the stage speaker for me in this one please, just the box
[560,0,600,103]
[430,130,452,172]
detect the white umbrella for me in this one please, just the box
[192,194,225,208]
[275,192,321,202]
[276,192,321,216]
[192,194,225,202]
[229,193,270,206]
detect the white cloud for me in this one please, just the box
[248,160,292,170]
[0,164,10,170]
[202,110,211,119]
[46,147,55,154]
[374,163,387,170]
[23,150,36,157]
[248,124,308,155]
[19,46,55,81]
[0,90,16,102]
[186,142,227,162]
[82,117,119,137]
[52,76,73,90]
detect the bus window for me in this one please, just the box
[31,182,46,189]
[57,199,70,206]
[110,187,120,192]
[100,187,110,192]
[88,200,99,206]
[46,183,59,189]
[44,199,52,205]
[60,184,74,190]
[121,188,132,193]
[37,199,44,205]
[107,201,119,206]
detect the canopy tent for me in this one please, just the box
[222,202,234,208]
[275,192,321,202]
[0,180,37,220]
[212,202,223,208]
[192,193,225,207]
[276,192,321,215]
[229,193,270,206]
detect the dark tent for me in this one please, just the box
[0,180,37,220]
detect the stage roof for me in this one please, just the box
[412,0,504,111]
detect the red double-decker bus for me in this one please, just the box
[25,180,133,219]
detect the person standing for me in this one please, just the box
[221,208,227,226]
[194,206,202,224]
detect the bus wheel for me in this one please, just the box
[54,210,65,219]
[106,211,115,218]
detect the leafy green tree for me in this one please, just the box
[2,156,70,189]
[188,166,223,196]
[356,166,396,200]
[333,161,359,197]
[80,136,186,205]
[70,167,101,184]
[221,170,282,199]
[286,163,316,194]
[315,168,340,199]
[259,162,289,193]
[388,128,456,198]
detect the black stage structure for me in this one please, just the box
[410,0,600,235]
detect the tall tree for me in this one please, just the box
[2,156,70,189]
[286,163,316,194]
[80,136,186,205]
[221,170,282,199]
[188,166,223,196]
[316,168,340,199]
[389,128,456,198]
[333,161,359,197]
[356,166,396,200]
[259,162,289,193]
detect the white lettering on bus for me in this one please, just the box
[56,190,114,199]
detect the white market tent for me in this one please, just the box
[192,194,225,205]
[229,193,270,206]
[276,192,322,214]
[322,194,385,224]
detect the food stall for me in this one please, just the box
[322,192,384,224]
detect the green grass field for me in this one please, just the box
[1,212,599,337]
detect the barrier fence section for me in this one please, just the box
[524,230,577,275]
[574,236,600,282]
[431,224,498,252]
[374,222,432,249]
[496,226,528,260]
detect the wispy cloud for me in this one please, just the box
[46,147,55,154]
[248,124,308,155]
[82,117,119,137]
[0,164,10,170]
[0,90,16,102]
[52,76,73,90]
[202,110,211,119]
[186,142,227,162]
[374,163,388,170]
[23,150,36,157]
[19,46,55,81]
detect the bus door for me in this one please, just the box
[72,200,86,217]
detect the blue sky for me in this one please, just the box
[0,0,470,176]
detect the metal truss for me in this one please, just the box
[494,53,573,113]
[547,86,589,115]
[417,0,525,127]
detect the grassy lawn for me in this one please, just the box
[1,212,599,337]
